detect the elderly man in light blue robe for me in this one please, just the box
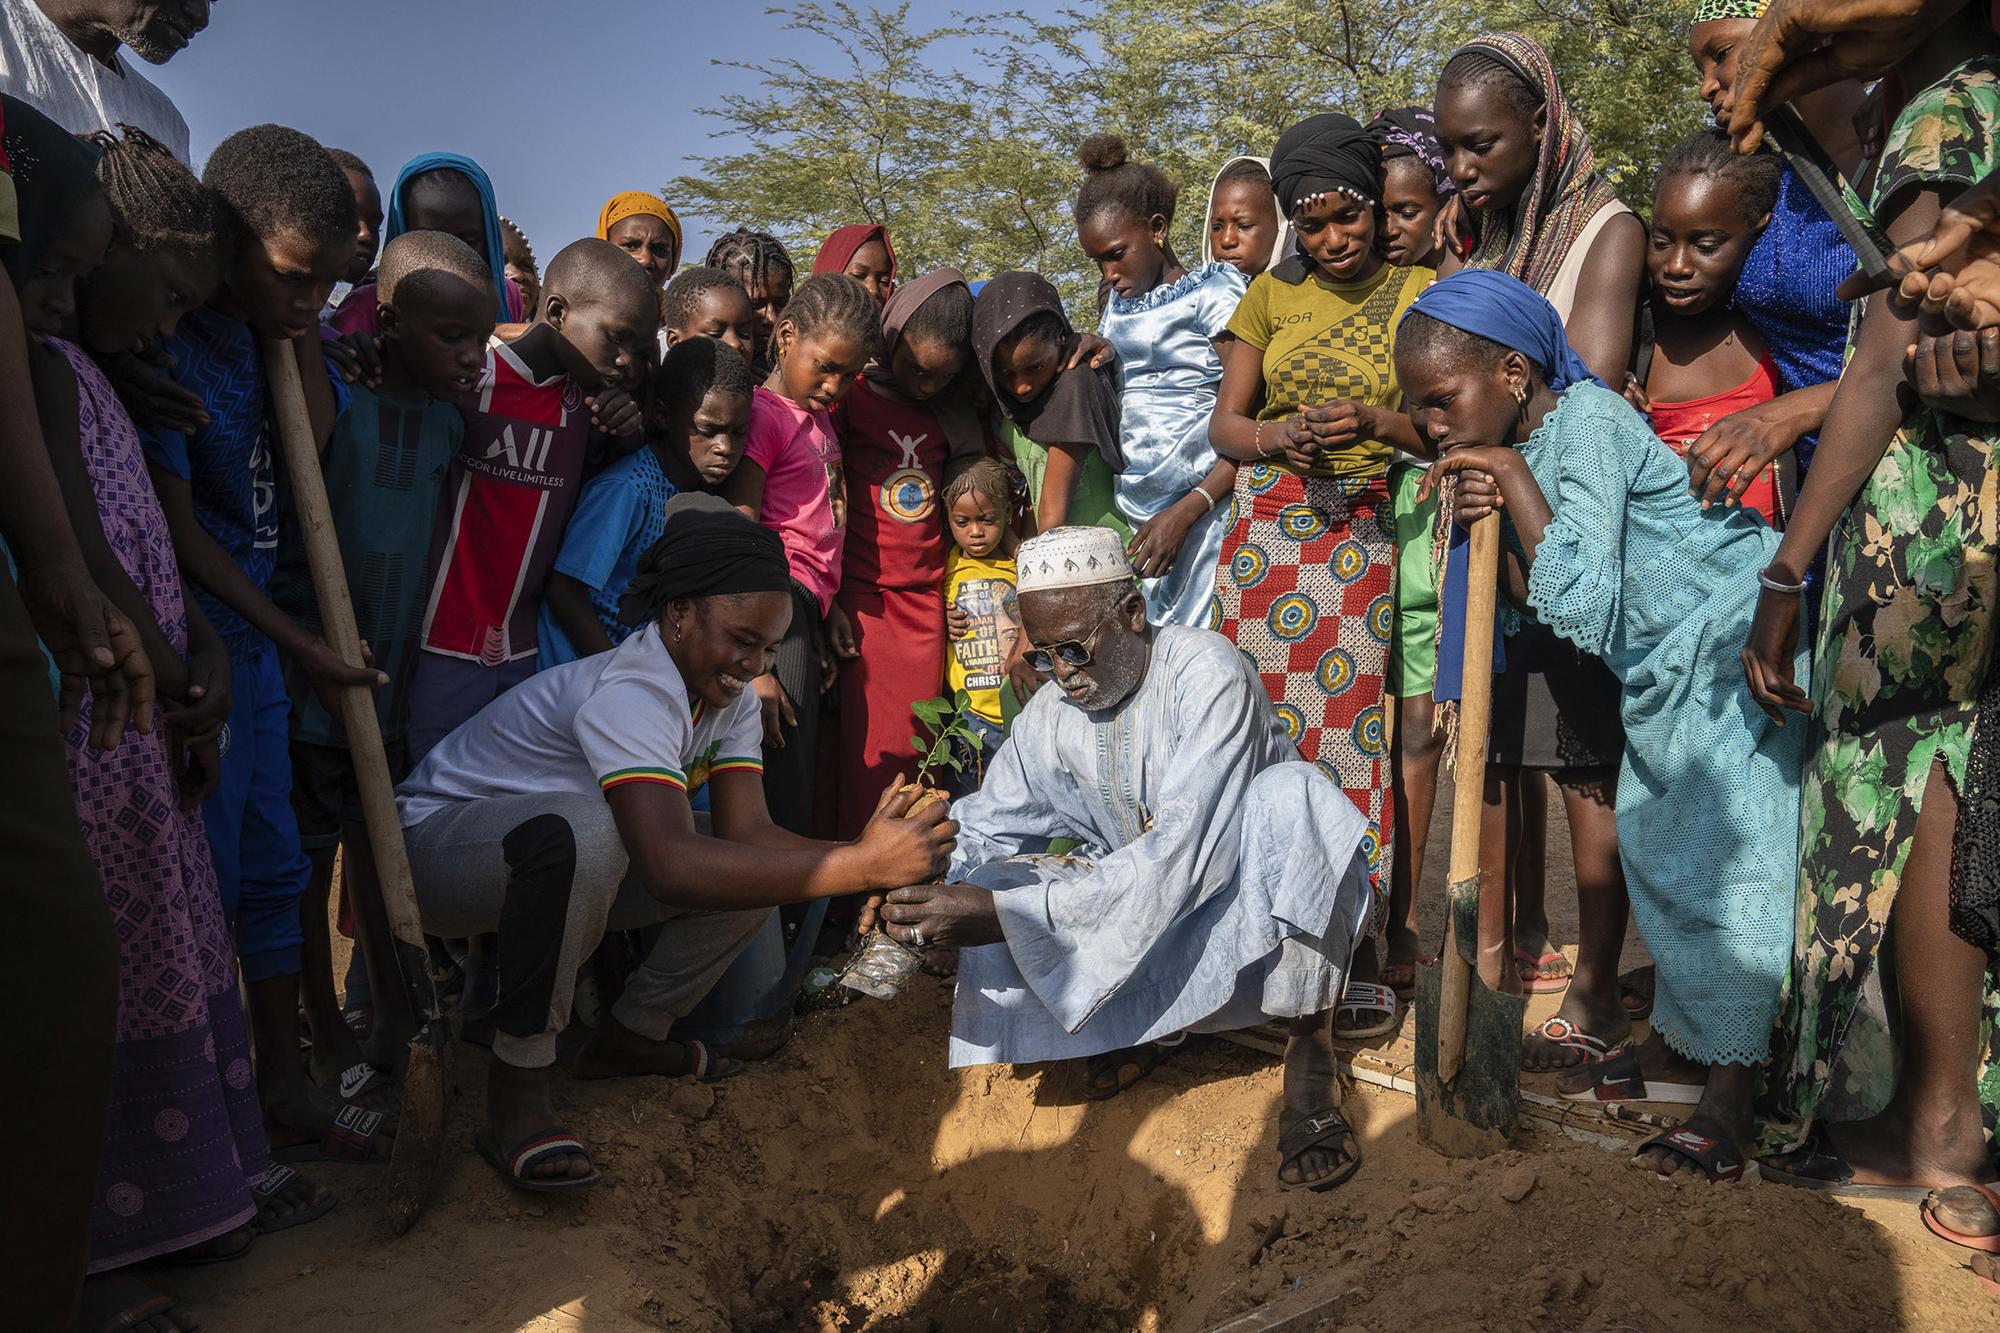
[872,526,1376,1191]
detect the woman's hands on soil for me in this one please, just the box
[878,881,1003,949]
[753,671,795,748]
[854,780,958,889]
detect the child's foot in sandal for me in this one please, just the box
[482,1057,597,1190]
[1524,989,1630,1072]
[76,1272,201,1333]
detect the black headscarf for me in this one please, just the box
[1369,106,1454,196]
[970,271,1122,470]
[1268,113,1382,219]
[1,94,103,289]
[617,494,792,626]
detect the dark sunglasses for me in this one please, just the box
[1023,612,1112,674]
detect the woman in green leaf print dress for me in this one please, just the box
[1742,19,2000,1196]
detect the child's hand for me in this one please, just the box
[753,671,795,748]
[101,349,209,434]
[1621,372,1651,415]
[172,732,223,810]
[21,562,156,749]
[1004,644,1041,706]
[298,636,387,716]
[1419,447,1513,525]
[588,388,644,437]
[1126,495,1204,579]
[162,645,231,747]
[1065,333,1118,372]
[322,331,384,388]
[825,604,859,659]
[946,603,972,638]
[1906,326,2000,422]
[1684,396,1801,508]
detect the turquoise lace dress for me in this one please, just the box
[1516,383,1810,1066]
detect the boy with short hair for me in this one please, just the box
[141,123,390,1160]
[402,236,655,760]
[274,229,499,1089]
[662,263,757,362]
[540,337,754,668]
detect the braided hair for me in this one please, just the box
[1438,49,1543,119]
[1656,129,1782,225]
[662,264,743,331]
[704,227,794,296]
[1073,133,1178,230]
[775,272,884,364]
[84,125,226,262]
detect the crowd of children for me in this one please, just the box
[8,0,2000,1324]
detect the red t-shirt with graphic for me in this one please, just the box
[833,380,951,595]
[421,340,595,663]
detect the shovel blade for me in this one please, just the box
[383,1018,453,1236]
[1413,953,1527,1158]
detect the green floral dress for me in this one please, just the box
[1759,57,2000,1151]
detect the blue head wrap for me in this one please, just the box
[1399,269,1601,390]
[382,152,520,321]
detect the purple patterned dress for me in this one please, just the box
[52,338,268,1271]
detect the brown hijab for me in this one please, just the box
[970,271,1122,470]
[861,266,985,458]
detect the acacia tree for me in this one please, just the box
[673,0,1706,321]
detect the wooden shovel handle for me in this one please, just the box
[1437,512,1501,1084]
[265,343,433,1010]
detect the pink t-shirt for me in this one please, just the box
[745,385,845,616]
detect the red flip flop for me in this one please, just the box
[1922,1183,2000,1253]
[1515,948,1573,994]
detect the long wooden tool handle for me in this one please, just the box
[266,343,434,1014]
[1437,512,1501,1084]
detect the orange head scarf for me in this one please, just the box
[597,191,683,274]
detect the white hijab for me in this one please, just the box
[1198,155,1296,276]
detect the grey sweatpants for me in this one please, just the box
[403,791,767,1068]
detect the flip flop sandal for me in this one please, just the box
[317,1059,393,1107]
[1277,1105,1361,1192]
[1523,1015,1617,1071]
[1635,1127,1749,1183]
[1380,954,1437,1004]
[249,1163,337,1234]
[575,1036,744,1083]
[1081,1033,1186,1102]
[78,1273,185,1333]
[1757,1135,1936,1201]
[1333,981,1400,1040]
[1557,1045,1702,1104]
[271,1103,393,1165]
[1619,965,1655,1021]
[1922,1183,2000,1253]
[477,1126,602,1194]
[1514,948,1573,994]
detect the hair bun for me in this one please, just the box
[1077,133,1129,172]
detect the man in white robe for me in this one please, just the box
[871,527,1376,1190]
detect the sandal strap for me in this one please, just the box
[323,1103,385,1160]
[1338,981,1398,1014]
[1279,1105,1356,1160]
[1639,1127,1745,1182]
[250,1163,299,1199]
[1530,1015,1613,1059]
[508,1131,590,1179]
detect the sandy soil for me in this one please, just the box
[166,776,1994,1330]
[174,969,1991,1332]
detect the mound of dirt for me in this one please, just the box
[179,979,1992,1331]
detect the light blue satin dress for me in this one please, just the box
[1100,263,1247,625]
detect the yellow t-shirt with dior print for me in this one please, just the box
[1225,261,1432,480]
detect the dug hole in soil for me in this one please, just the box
[183,977,1981,1332]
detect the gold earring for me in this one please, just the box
[1511,381,1528,406]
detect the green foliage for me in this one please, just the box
[672,0,1706,323]
[909,689,981,787]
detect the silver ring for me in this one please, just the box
[910,926,925,950]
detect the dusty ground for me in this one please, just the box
[174,979,1992,1332]
[169,777,1994,1331]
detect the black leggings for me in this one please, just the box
[762,580,821,837]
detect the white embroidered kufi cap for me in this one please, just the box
[1016,525,1135,594]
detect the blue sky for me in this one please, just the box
[146,0,1068,273]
